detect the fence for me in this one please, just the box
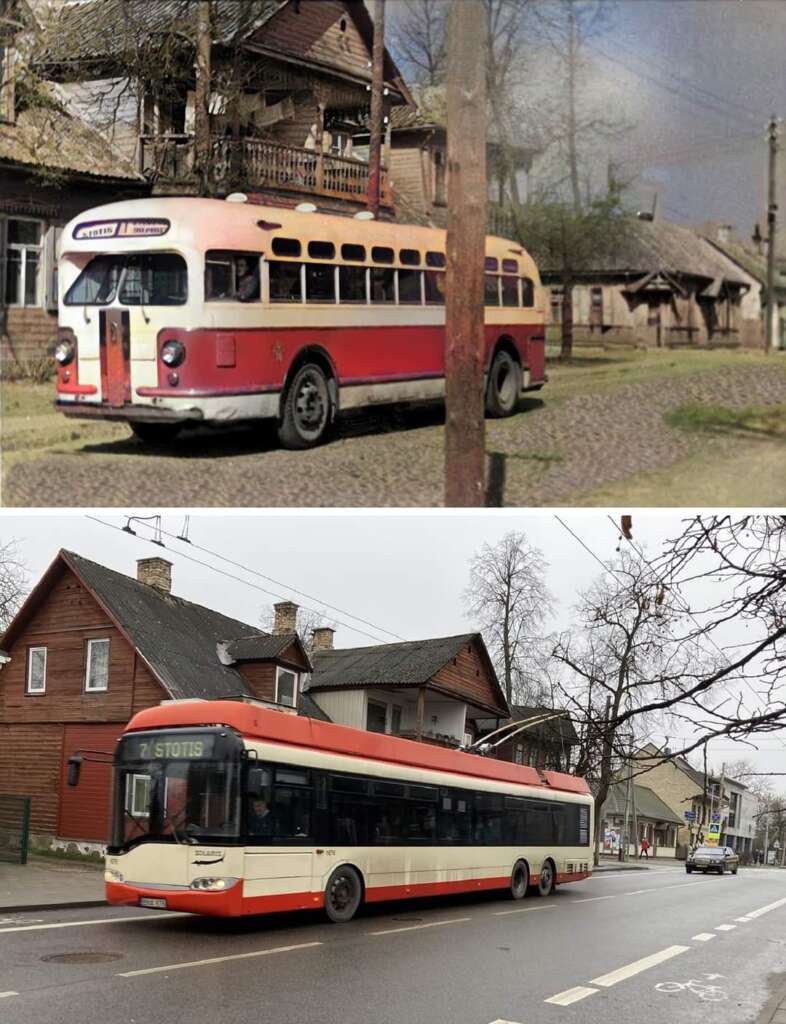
[0,795,31,864]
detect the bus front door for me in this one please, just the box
[100,309,131,406]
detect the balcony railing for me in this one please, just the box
[140,133,392,208]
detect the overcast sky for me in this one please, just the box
[4,510,785,783]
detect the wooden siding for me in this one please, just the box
[431,640,507,716]
[257,1,372,81]
[0,723,64,834]
[58,723,122,841]
[0,568,165,724]
[307,688,365,729]
[237,640,310,704]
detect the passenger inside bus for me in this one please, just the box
[235,256,260,302]
[247,796,276,836]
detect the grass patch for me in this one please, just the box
[504,450,564,464]
[665,401,786,437]
[31,846,103,866]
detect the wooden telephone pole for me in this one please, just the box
[194,1,212,195]
[366,0,385,217]
[765,116,779,353]
[444,0,487,507]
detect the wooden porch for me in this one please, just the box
[140,134,393,208]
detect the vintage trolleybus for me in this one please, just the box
[54,196,546,448]
[96,700,592,921]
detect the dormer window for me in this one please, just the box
[275,666,299,708]
[85,638,110,692]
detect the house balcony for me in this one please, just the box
[139,133,393,210]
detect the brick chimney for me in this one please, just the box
[137,557,173,593]
[311,627,335,652]
[273,601,298,635]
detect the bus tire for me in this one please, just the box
[510,859,529,900]
[324,865,363,923]
[130,421,182,444]
[485,349,521,418]
[537,859,555,897]
[278,362,332,449]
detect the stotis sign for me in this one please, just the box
[73,219,170,241]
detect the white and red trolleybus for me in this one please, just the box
[54,196,547,448]
[99,700,592,921]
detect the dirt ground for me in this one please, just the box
[3,347,785,507]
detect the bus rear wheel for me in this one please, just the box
[278,363,332,449]
[324,865,363,923]
[537,860,555,897]
[485,350,521,418]
[510,860,529,900]
[130,421,182,444]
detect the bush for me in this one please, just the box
[2,353,55,384]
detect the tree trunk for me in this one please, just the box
[366,0,385,217]
[561,277,574,359]
[193,1,212,195]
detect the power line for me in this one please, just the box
[85,515,402,646]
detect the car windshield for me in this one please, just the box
[695,847,723,856]
[64,253,187,306]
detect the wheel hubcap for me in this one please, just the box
[295,375,327,432]
[331,875,352,910]
[497,365,514,405]
[541,865,552,889]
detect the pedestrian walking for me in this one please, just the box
[639,837,650,859]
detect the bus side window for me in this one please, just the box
[424,270,445,305]
[205,250,261,302]
[269,261,303,302]
[501,275,519,307]
[339,265,367,303]
[485,275,500,306]
[305,263,336,303]
[370,266,395,303]
[521,277,534,307]
[397,268,423,304]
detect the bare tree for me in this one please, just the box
[463,531,552,706]
[389,0,448,88]
[259,604,337,654]
[0,540,28,631]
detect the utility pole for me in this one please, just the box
[194,1,212,196]
[444,0,487,507]
[366,0,385,218]
[765,116,779,353]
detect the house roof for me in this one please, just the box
[216,632,306,666]
[307,633,509,715]
[704,236,786,296]
[601,782,684,825]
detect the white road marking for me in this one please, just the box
[590,945,690,988]
[493,904,557,917]
[692,933,716,941]
[118,941,322,978]
[0,992,19,999]
[370,916,471,936]
[488,1019,525,1023]
[735,917,751,922]
[544,986,598,1006]
[715,924,736,931]
[574,880,708,904]
[573,895,618,903]
[0,912,185,935]
[746,896,786,920]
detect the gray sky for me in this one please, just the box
[4,510,785,784]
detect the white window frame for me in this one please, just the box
[126,773,152,817]
[7,215,43,307]
[275,665,299,708]
[26,645,47,694]
[85,637,110,693]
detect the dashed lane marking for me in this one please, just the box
[692,933,716,941]
[715,924,736,931]
[735,917,751,922]
[370,917,471,936]
[590,945,690,988]
[0,992,19,999]
[0,913,184,934]
[573,895,618,904]
[118,941,322,977]
[573,880,709,904]
[493,904,557,917]
[746,896,786,920]
[544,986,598,1006]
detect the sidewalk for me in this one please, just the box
[0,855,105,913]
[756,977,786,1024]
[594,854,679,872]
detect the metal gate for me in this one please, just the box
[0,795,31,864]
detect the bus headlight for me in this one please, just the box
[105,869,125,883]
[161,340,185,367]
[190,877,237,891]
[55,340,75,365]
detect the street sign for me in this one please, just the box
[711,814,721,823]
[684,811,696,820]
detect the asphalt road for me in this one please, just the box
[1,864,785,1024]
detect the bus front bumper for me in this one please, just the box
[106,879,244,917]
[55,401,202,424]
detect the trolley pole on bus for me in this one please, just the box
[366,0,386,218]
[444,0,488,507]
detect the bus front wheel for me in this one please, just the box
[324,865,363,923]
[130,421,182,444]
[278,363,332,449]
[537,859,555,897]
[485,350,521,418]
[510,860,529,900]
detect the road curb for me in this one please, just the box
[756,977,786,1024]
[1,899,107,914]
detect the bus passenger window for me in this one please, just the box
[501,275,519,307]
[424,270,445,305]
[397,268,422,304]
[272,238,301,258]
[426,251,446,268]
[371,266,395,303]
[485,275,500,306]
[341,243,365,262]
[269,261,303,302]
[502,258,519,273]
[399,248,420,266]
[308,241,335,260]
[205,251,260,302]
[371,245,394,264]
[485,257,498,272]
[521,277,534,307]
[235,256,260,301]
[339,265,367,302]
[306,263,336,303]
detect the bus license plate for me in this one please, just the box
[139,897,167,909]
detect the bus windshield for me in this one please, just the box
[111,729,242,850]
[64,253,187,306]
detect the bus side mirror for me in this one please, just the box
[247,767,269,796]
[67,755,82,787]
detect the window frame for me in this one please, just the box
[275,665,299,708]
[84,637,111,693]
[6,216,43,308]
[26,645,47,695]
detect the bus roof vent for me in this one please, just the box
[226,193,249,203]
[354,211,375,220]
[295,202,318,213]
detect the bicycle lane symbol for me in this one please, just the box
[655,974,728,1002]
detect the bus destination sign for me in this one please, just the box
[74,218,170,241]
[121,732,217,761]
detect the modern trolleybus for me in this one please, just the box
[92,700,592,921]
[54,196,547,449]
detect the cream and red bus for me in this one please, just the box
[54,196,546,448]
[97,700,592,921]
